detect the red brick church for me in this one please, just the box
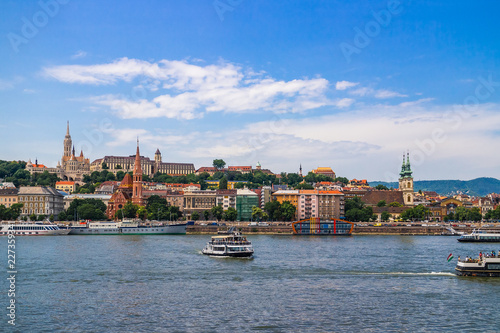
[106,141,144,219]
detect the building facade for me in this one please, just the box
[0,188,19,208]
[106,142,146,219]
[18,186,64,217]
[311,167,336,180]
[55,181,76,194]
[236,188,259,221]
[91,148,195,177]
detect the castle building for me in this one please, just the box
[26,122,90,183]
[91,148,195,177]
[398,152,414,206]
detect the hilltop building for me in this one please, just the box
[91,148,195,177]
[26,122,91,183]
[311,167,336,180]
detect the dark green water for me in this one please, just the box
[1,235,499,332]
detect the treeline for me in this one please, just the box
[0,160,58,187]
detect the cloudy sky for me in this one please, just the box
[1,1,499,181]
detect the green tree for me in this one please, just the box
[223,207,238,221]
[344,197,373,222]
[334,177,349,186]
[295,183,314,190]
[203,210,210,221]
[122,202,139,218]
[281,201,296,221]
[377,200,387,207]
[381,211,391,221]
[212,159,226,170]
[375,184,389,190]
[137,206,148,220]
[219,177,228,190]
[211,205,224,221]
[388,201,403,207]
[116,171,126,181]
[252,206,263,221]
[167,205,183,221]
[191,211,200,221]
[101,162,109,169]
[264,201,281,221]
[400,204,429,221]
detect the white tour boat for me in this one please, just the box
[0,221,71,236]
[202,228,254,257]
[455,253,500,277]
[457,229,500,242]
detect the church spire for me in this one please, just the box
[399,153,406,178]
[66,121,70,137]
[132,138,143,206]
[405,151,412,177]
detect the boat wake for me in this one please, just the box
[361,271,455,277]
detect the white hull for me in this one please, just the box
[0,222,70,236]
[68,223,186,235]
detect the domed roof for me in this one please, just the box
[119,173,133,188]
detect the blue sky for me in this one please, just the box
[1,0,499,181]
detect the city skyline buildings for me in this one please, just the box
[1,1,499,181]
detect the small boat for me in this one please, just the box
[202,230,254,257]
[457,229,500,242]
[0,221,71,236]
[455,254,500,277]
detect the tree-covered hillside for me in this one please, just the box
[370,177,500,197]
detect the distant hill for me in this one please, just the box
[369,177,500,197]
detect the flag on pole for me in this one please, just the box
[447,253,454,262]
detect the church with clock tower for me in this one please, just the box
[398,152,414,206]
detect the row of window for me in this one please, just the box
[19,196,49,201]
[0,198,16,202]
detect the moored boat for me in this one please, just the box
[202,230,254,257]
[457,229,500,242]
[292,218,354,235]
[455,253,500,277]
[66,219,186,235]
[0,221,70,236]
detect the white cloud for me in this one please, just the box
[44,57,334,118]
[71,50,87,59]
[350,87,407,99]
[335,80,359,90]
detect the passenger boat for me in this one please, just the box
[66,219,186,235]
[455,254,500,277]
[292,218,354,235]
[457,229,500,242]
[202,229,254,257]
[0,222,70,236]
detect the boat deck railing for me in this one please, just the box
[210,241,251,245]
[458,254,500,263]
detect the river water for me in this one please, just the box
[1,235,499,332]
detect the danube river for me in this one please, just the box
[1,235,499,332]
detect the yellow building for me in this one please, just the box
[272,190,299,208]
[0,189,19,208]
[205,180,249,190]
[311,167,336,179]
[55,181,76,194]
